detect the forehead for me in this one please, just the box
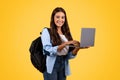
[55,12,65,16]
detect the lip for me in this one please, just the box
[57,22,63,25]
[57,21,63,24]
[55,20,65,27]
[57,22,63,24]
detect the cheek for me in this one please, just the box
[63,19,65,22]
[54,19,57,24]
[54,18,57,22]
[53,19,56,24]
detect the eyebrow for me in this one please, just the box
[55,15,65,17]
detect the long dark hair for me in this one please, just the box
[50,7,73,46]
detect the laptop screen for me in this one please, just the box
[80,28,96,47]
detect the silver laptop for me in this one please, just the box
[69,28,96,48]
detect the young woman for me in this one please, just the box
[41,7,86,80]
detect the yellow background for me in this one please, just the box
[0,0,120,80]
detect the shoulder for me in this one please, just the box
[42,27,48,32]
[42,27,49,34]
[41,27,51,38]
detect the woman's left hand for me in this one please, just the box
[73,41,90,49]
[73,41,80,48]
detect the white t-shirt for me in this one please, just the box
[57,34,69,56]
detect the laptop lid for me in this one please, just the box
[69,28,96,48]
[80,28,96,47]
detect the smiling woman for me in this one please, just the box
[41,7,87,80]
[0,0,120,80]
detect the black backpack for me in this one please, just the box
[29,28,50,73]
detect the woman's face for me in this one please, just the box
[54,12,65,28]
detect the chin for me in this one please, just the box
[56,25,63,27]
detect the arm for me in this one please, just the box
[71,41,89,55]
[64,41,80,59]
[41,28,58,56]
[57,41,76,52]
[41,28,74,56]
[72,48,80,56]
[66,41,89,59]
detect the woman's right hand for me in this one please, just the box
[57,40,77,52]
[66,40,79,46]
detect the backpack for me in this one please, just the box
[29,28,50,73]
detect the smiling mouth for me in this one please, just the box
[57,21,63,24]
[58,22,63,24]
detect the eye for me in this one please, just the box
[56,16,60,18]
[62,16,65,19]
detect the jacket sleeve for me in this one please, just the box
[41,28,58,56]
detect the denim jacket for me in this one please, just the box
[41,28,76,76]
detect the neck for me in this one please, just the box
[57,27,63,35]
[57,26,61,30]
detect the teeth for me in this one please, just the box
[56,21,63,25]
[58,22,62,24]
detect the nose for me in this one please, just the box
[58,17,63,21]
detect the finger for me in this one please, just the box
[80,47,90,49]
